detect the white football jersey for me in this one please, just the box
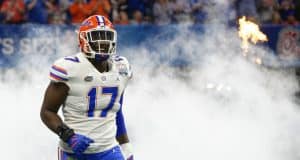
[49,52,132,153]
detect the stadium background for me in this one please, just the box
[1,0,300,67]
[2,0,300,160]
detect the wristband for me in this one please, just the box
[121,143,133,159]
[56,124,74,142]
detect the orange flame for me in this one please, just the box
[238,16,268,53]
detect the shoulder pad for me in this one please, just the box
[49,57,71,82]
[112,55,127,63]
[112,55,132,78]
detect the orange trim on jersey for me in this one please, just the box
[52,65,67,75]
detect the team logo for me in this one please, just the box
[84,76,93,82]
[81,20,92,27]
[118,64,128,76]
[277,27,300,60]
[101,76,106,81]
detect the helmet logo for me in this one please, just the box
[81,20,92,27]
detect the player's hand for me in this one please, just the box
[67,134,94,156]
[121,143,134,160]
[127,155,134,160]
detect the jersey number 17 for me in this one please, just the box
[87,86,118,117]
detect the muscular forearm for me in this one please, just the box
[40,82,69,134]
[40,109,64,134]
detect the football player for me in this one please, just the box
[40,15,134,160]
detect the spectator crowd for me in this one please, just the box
[0,0,299,26]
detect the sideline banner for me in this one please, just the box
[0,24,299,67]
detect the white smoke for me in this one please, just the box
[123,26,300,160]
[1,1,300,160]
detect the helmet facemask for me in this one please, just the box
[80,28,117,61]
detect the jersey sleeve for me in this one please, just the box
[49,58,70,83]
[116,92,128,137]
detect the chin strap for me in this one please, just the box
[95,54,110,61]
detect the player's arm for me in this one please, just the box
[117,135,133,160]
[115,57,133,159]
[40,81,68,134]
[116,109,130,145]
[41,61,77,141]
[116,93,134,160]
[40,81,93,156]
[116,111,134,160]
